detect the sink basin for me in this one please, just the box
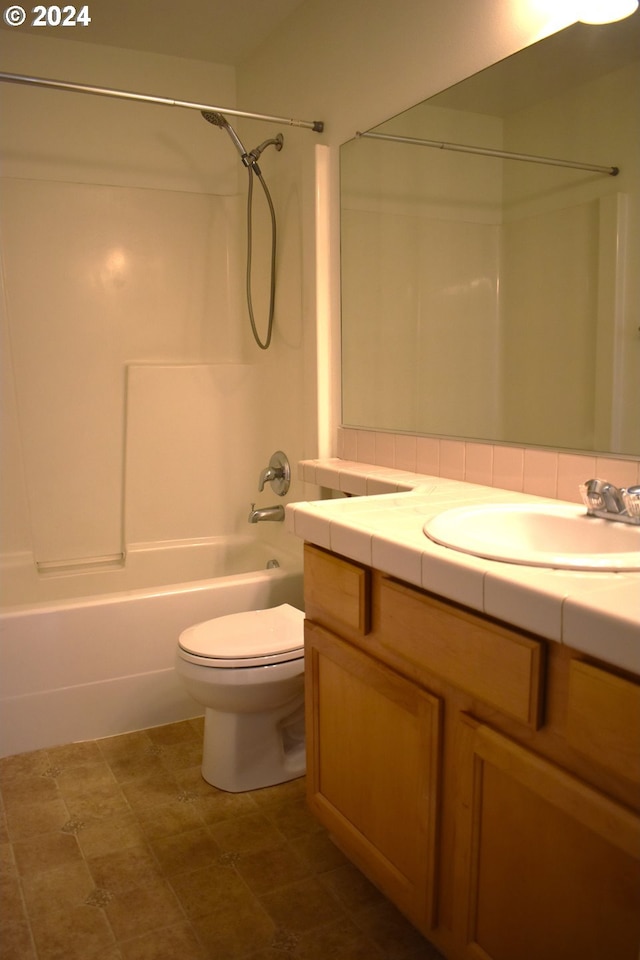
[423,502,640,571]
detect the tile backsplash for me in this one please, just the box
[337,428,640,503]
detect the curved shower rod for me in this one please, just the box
[0,71,325,132]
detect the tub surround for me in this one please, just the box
[288,458,640,675]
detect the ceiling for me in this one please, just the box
[428,13,640,117]
[0,0,309,65]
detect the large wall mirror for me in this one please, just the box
[340,16,640,456]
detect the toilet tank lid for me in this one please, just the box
[178,603,304,660]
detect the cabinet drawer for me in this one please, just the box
[566,659,640,786]
[304,544,370,635]
[379,577,544,727]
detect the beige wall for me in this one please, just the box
[2,0,598,583]
[238,0,579,460]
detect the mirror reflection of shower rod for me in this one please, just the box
[355,130,618,176]
[0,71,325,132]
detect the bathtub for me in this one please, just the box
[0,535,304,758]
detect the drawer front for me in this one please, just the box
[304,543,370,635]
[379,577,544,727]
[566,659,640,786]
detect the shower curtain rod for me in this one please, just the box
[0,71,324,132]
[355,130,618,176]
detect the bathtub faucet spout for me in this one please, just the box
[248,503,285,523]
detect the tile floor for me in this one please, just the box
[0,719,444,960]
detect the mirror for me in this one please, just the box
[340,17,640,455]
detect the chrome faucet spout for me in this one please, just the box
[248,503,285,523]
[602,483,626,515]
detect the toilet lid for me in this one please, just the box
[178,603,305,667]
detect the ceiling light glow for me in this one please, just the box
[578,0,638,23]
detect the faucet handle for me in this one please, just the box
[623,486,640,520]
[257,451,290,496]
[579,478,607,513]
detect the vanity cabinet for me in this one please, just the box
[303,543,640,960]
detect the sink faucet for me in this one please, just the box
[248,503,285,523]
[579,479,640,525]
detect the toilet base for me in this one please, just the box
[201,695,305,792]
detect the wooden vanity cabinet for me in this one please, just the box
[303,543,640,960]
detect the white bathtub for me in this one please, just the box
[0,536,304,758]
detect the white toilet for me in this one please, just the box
[175,603,305,792]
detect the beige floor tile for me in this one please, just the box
[86,843,163,893]
[319,861,386,912]
[0,919,38,960]
[173,765,219,797]
[259,875,347,933]
[235,841,311,894]
[250,776,307,809]
[63,781,131,822]
[207,812,284,854]
[118,921,207,960]
[2,775,60,807]
[289,829,350,873]
[1,720,441,960]
[56,761,118,798]
[75,812,148,859]
[103,879,184,940]
[97,732,155,763]
[0,749,52,782]
[0,874,27,924]
[30,902,115,960]
[47,740,104,768]
[120,772,183,811]
[194,788,259,824]
[191,894,276,958]
[0,840,17,878]
[169,861,250,920]
[294,917,385,959]
[21,859,95,915]
[134,797,205,840]
[158,740,203,772]
[259,795,323,840]
[146,721,200,747]
[148,826,220,876]
[12,831,82,879]
[106,753,168,785]
[4,796,70,841]
[353,900,440,959]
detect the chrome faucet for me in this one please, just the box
[248,503,285,523]
[579,479,640,525]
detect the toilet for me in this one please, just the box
[175,603,305,792]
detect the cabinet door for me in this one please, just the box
[455,715,640,960]
[305,619,442,934]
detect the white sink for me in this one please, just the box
[423,502,640,571]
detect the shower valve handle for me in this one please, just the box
[258,451,290,496]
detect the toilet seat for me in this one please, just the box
[178,603,305,668]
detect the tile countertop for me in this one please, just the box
[286,459,640,676]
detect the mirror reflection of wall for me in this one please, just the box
[341,17,640,456]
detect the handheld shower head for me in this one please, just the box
[201,110,249,162]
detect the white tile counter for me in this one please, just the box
[287,459,640,675]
